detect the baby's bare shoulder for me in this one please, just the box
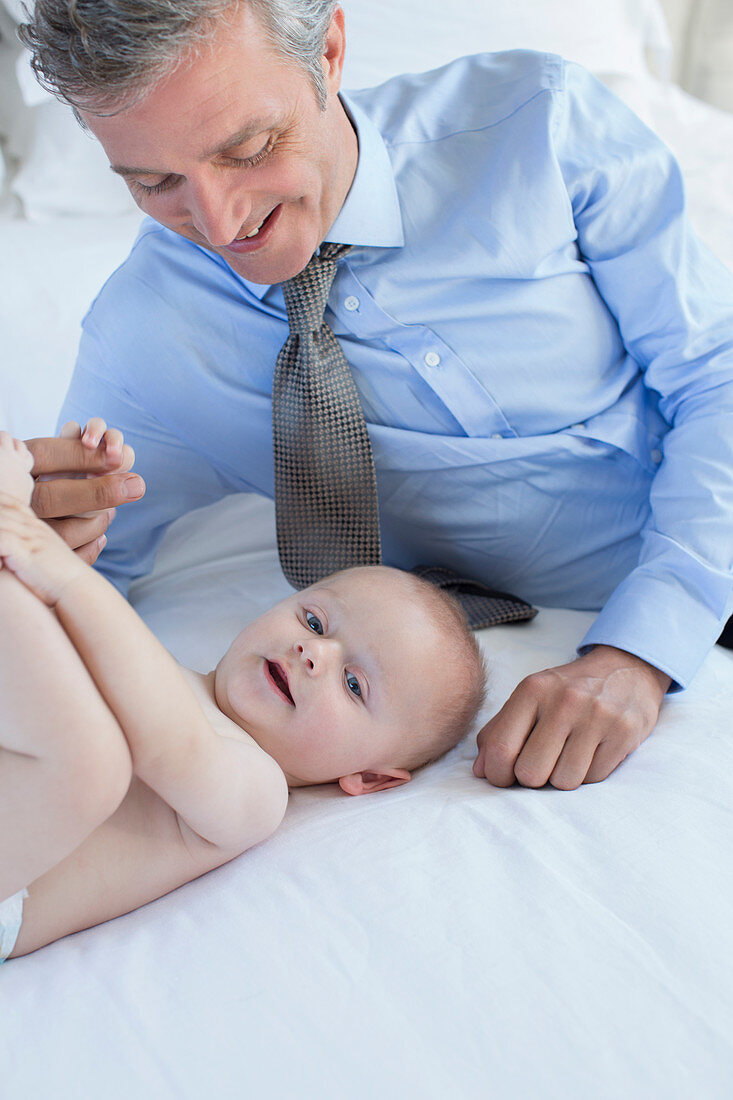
[181,666,287,792]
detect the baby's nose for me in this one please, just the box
[294,637,334,672]
[294,642,315,670]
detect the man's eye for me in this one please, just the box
[227,140,273,169]
[130,175,175,196]
[346,673,362,698]
[306,611,324,635]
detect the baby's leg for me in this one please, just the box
[0,569,133,900]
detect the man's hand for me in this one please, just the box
[473,645,672,790]
[26,419,145,565]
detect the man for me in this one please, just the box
[20,1,733,790]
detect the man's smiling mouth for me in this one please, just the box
[266,659,295,705]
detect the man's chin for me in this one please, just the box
[220,247,317,286]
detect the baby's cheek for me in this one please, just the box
[310,710,359,769]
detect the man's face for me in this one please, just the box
[214,568,446,789]
[81,5,357,284]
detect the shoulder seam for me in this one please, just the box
[382,52,568,150]
[384,84,558,151]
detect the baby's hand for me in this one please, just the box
[0,491,90,607]
[73,417,125,467]
[0,432,34,504]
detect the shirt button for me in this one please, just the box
[491,432,503,440]
[571,422,586,431]
[651,449,663,464]
[424,351,441,368]
[344,295,360,311]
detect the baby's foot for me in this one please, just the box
[0,432,34,504]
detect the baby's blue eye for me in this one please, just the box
[306,611,324,635]
[346,673,362,698]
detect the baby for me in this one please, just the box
[0,428,486,960]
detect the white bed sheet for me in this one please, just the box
[2,492,732,1099]
[2,71,733,1099]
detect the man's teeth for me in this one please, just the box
[242,219,264,239]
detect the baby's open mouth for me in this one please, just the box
[266,660,295,706]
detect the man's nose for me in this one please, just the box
[186,178,251,248]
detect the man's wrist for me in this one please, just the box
[583,643,672,695]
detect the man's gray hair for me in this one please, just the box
[18,0,339,116]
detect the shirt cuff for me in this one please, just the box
[577,538,733,692]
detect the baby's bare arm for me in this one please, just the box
[0,495,287,855]
[57,565,288,849]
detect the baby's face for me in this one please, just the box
[214,568,445,788]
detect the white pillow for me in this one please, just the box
[682,0,733,114]
[11,98,137,220]
[657,0,692,80]
[0,0,136,218]
[341,0,673,88]
[0,0,29,165]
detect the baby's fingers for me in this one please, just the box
[0,496,35,533]
[100,428,124,466]
[79,419,125,468]
[80,418,109,450]
[59,420,82,440]
[13,437,33,471]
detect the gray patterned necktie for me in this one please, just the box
[272,242,538,629]
[273,242,381,589]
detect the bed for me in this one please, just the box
[1,2,732,1096]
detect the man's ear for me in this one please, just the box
[338,768,411,796]
[322,5,347,94]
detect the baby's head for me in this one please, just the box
[214,565,487,793]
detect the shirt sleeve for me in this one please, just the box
[552,61,733,689]
[58,322,235,598]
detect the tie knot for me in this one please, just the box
[281,242,352,335]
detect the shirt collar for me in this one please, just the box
[324,92,404,248]
[233,91,404,301]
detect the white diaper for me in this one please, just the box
[0,888,28,962]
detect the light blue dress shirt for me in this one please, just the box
[60,51,733,690]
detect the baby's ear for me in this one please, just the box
[338,768,411,796]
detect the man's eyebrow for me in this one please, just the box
[110,117,280,177]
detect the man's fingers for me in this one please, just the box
[26,435,135,476]
[583,739,631,785]
[32,470,145,520]
[474,689,539,787]
[74,534,108,566]
[544,730,601,791]
[513,719,572,788]
[46,510,116,552]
